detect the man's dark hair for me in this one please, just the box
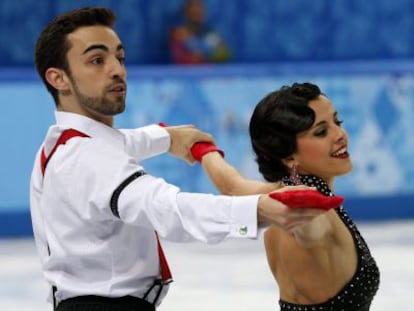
[249,82,323,182]
[34,7,116,106]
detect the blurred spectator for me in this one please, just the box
[169,0,231,64]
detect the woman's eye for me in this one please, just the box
[335,119,344,126]
[314,128,327,137]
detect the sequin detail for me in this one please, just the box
[278,175,380,311]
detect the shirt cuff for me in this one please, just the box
[143,124,171,154]
[229,195,260,238]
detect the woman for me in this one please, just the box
[196,82,380,310]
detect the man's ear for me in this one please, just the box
[45,68,70,94]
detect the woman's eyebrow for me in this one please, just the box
[310,111,338,129]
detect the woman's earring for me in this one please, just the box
[290,164,301,185]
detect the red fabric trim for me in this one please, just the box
[269,190,344,210]
[155,232,173,283]
[40,127,173,283]
[40,129,89,176]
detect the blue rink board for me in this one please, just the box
[1,61,414,237]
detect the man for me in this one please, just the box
[30,7,322,311]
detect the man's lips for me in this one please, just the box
[108,83,126,96]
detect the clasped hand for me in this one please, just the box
[163,124,215,164]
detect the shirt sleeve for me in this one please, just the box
[58,137,259,244]
[121,125,170,160]
[117,174,259,243]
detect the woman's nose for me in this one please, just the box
[334,125,347,144]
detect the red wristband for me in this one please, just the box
[191,142,224,162]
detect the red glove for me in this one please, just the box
[269,190,344,211]
[191,142,224,162]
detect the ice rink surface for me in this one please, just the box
[1,220,413,311]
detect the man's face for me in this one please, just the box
[65,25,127,122]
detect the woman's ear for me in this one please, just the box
[281,156,295,170]
[283,155,301,184]
[45,68,71,94]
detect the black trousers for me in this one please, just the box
[56,295,155,311]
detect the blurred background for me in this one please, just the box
[1,0,414,310]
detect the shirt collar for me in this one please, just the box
[55,111,125,149]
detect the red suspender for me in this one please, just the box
[40,128,172,284]
[155,232,172,283]
[40,129,89,176]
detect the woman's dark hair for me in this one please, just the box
[34,7,116,107]
[249,82,323,182]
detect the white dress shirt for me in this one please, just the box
[30,111,260,306]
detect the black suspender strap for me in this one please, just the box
[110,170,146,218]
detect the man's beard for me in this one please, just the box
[71,78,126,116]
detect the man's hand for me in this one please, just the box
[257,186,326,232]
[163,125,214,164]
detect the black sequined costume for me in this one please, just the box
[278,175,380,311]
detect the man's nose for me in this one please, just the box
[109,58,126,79]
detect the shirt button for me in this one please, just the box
[239,225,248,235]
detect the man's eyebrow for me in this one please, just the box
[82,43,124,55]
[82,44,109,55]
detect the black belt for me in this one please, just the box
[56,295,155,311]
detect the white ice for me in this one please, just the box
[1,220,413,311]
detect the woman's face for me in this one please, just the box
[292,95,352,185]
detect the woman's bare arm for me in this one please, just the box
[200,151,332,244]
[200,151,281,195]
[291,213,334,248]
